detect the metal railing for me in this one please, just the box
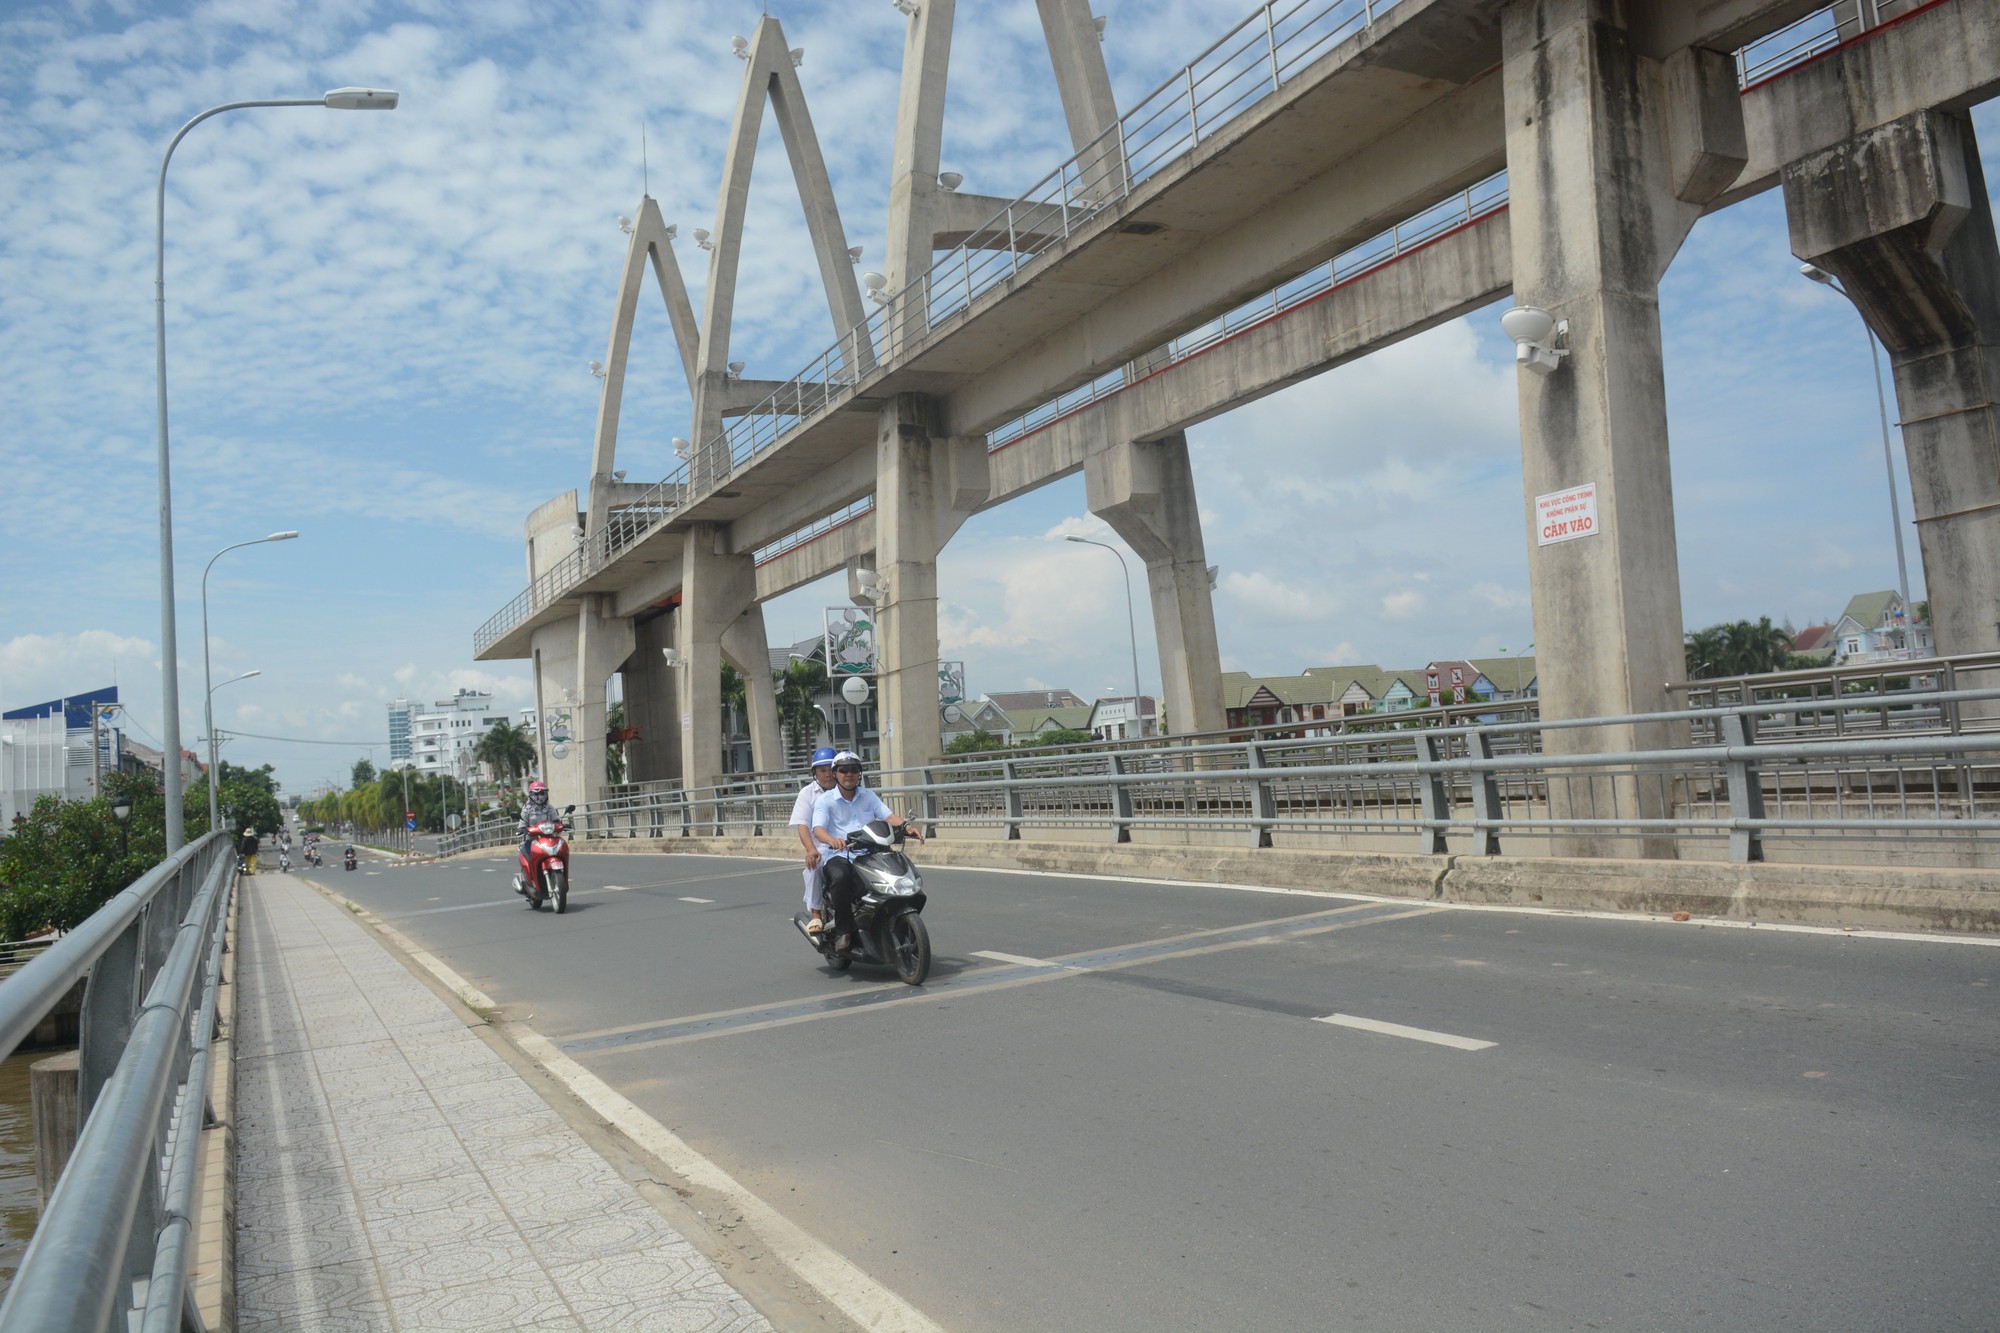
[1737,0,1934,86]
[475,0,1912,655]
[440,691,2000,866]
[0,832,234,1333]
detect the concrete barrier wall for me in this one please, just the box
[544,833,2000,934]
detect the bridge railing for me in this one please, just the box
[440,690,2000,866]
[0,832,233,1333]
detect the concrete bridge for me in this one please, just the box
[474,0,2000,838]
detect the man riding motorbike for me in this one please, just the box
[790,747,841,936]
[515,779,556,897]
[810,752,921,955]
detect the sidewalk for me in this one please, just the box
[232,873,773,1332]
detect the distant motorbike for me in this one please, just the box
[793,819,931,985]
[343,847,357,872]
[519,805,575,913]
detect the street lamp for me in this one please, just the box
[202,534,295,830]
[154,89,398,853]
[204,669,260,822]
[112,796,133,858]
[1064,535,1146,737]
[1799,264,1912,611]
[1496,642,1533,701]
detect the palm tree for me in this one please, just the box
[475,719,536,785]
[774,657,828,762]
[1686,617,1793,679]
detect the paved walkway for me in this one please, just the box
[232,873,773,1332]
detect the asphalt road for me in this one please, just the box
[311,847,2000,1331]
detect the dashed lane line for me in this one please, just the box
[1315,1012,1496,1051]
[559,901,1445,1054]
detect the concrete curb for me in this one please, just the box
[544,834,2000,934]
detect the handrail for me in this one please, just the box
[440,687,2000,864]
[0,832,233,1333]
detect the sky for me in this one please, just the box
[3,0,1995,795]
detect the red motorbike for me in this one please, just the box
[519,804,575,913]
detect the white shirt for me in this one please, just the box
[811,785,892,861]
[789,778,833,829]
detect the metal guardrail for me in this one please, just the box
[476,0,1888,655]
[0,831,233,1333]
[441,691,2000,866]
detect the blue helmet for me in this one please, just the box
[810,746,838,770]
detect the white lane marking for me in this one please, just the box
[482,868,498,873]
[971,950,1056,968]
[604,885,630,892]
[1315,1013,1495,1051]
[678,896,714,904]
[364,871,381,876]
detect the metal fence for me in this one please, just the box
[0,832,234,1333]
[442,690,2000,867]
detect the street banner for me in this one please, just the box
[939,661,966,706]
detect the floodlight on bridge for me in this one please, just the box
[848,245,863,262]
[617,215,633,234]
[938,171,962,191]
[1501,305,1569,376]
[693,228,714,250]
[791,48,806,67]
[893,0,920,16]
[852,568,884,605]
[1094,15,1108,38]
[727,360,746,377]
[731,35,750,59]
[665,223,678,241]
[673,437,693,460]
[590,360,606,379]
[661,648,681,667]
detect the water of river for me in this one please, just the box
[0,1049,51,1291]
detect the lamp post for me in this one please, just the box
[1799,264,1912,610]
[204,669,261,827]
[202,534,295,829]
[112,796,132,859]
[154,88,398,854]
[1065,535,1146,737]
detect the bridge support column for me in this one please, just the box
[875,394,989,777]
[1784,109,2000,662]
[623,612,682,786]
[1084,433,1225,736]
[1502,0,1745,855]
[721,606,785,773]
[677,522,774,793]
[529,597,632,807]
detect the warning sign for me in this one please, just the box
[1536,482,1598,547]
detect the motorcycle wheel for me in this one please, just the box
[553,869,569,915]
[889,913,931,985]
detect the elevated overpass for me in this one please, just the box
[476,0,2000,859]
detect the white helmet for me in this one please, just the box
[831,751,863,771]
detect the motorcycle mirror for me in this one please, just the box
[564,804,576,814]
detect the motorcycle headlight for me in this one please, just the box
[889,875,918,895]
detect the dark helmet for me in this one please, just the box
[810,746,838,770]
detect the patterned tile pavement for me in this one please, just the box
[233,875,773,1333]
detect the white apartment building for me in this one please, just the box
[407,690,505,777]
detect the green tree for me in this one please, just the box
[945,729,1005,754]
[1018,727,1095,748]
[1685,617,1793,680]
[605,700,629,784]
[475,719,536,785]
[774,658,829,760]
[351,757,377,788]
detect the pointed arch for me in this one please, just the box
[693,15,873,455]
[586,195,701,532]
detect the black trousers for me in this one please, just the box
[823,857,865,934]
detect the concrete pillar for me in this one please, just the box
[1083,433,1225,736]
[720,605,785,773]
[1784,109,2000,660]
[676,523,778,791]
[622,611,682,786]
[533,597,633,806]
[874,394,990,776]
[1501,0,1745,856]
